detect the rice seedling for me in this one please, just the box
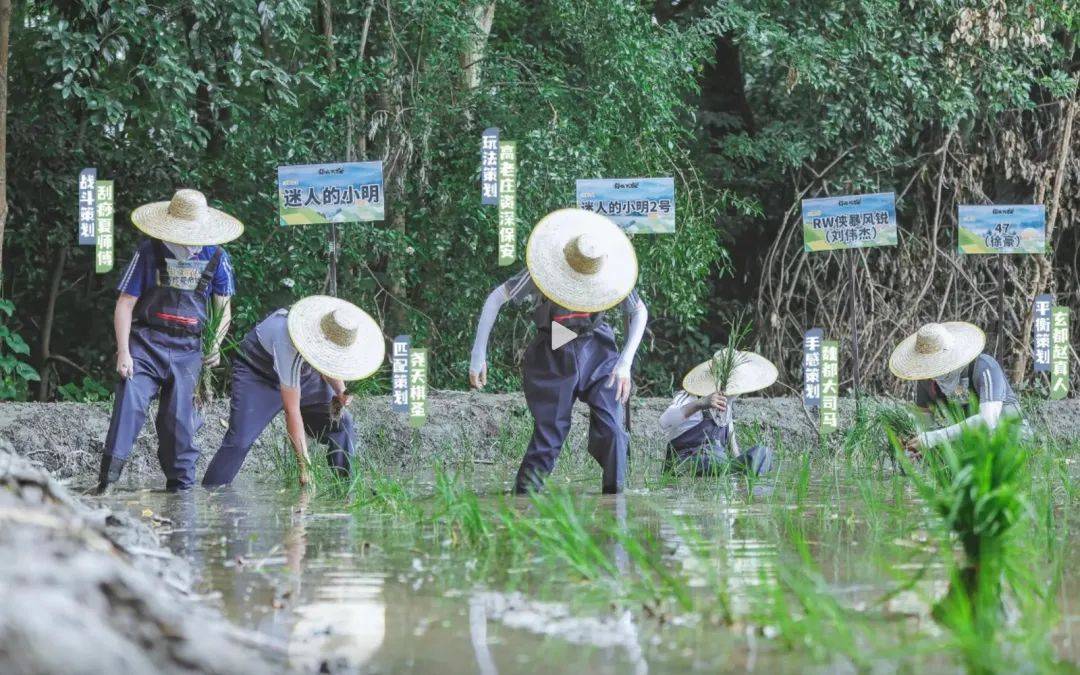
[709,310,753,394]
[904,418,1037,671]
[431,465,495,548]
[197,297,233,408]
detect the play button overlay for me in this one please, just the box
[551,321,578,350]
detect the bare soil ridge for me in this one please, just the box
[0,393,1076,486]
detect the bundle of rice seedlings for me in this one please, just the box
[709,311,753,394]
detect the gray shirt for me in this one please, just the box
[915,353,1020,414]
[254,310,305,390]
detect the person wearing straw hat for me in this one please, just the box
[889,322,1024,456]
[659,350,777,476]
[202,295,384,487]
[468,209,648,494]
[94,189,242,494]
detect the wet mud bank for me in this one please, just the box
[0,393,1077,486]
[0,443,291,675]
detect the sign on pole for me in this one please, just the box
[803,327,823,409]
[497,142,517,266]
[1051,307,1070,401]
[802,192,897,251]
[575,177,675,234]
[94,180,114,273]
[277,161,385,225]
[820,340,840,434]
[409,348,428,428]
[391,335,411,414]
[78,168,97,245]
[1033,294,1054,373]
[957,205,1045,254]
[481,128,499,205]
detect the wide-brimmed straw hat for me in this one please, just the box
[525,209,638,313]
[682,349,779,397]
[889,322,985,381]
[287,296,385,381]
[131,189,244,246]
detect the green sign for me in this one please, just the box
[497,142,516,266]
[1051,307,1070,400]
[802,193,897,252]
[957,204,1045,254]
[820,340,839,434]
[409,348,428,427]
[94,180,114,273]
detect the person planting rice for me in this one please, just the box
[659,349,777,476]
[202,295,384,487]
[468,209,647,494]
[889,322,1026,458]
[95,189,241,494]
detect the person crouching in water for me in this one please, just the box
[469,209,647,494]
[95,189,242,494]
[889,322,1026,457]
[659,349,777,476]
[202,296,384,487]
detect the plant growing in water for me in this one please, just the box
[911,418,1034,671]
[709,311,752,394]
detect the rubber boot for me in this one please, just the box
[90,454,126,495]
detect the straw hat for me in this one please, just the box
[682,349,779,397]
[889,322,985,381]
[525,209,638,313]
[287,296,385,381]
[131,189,243,246]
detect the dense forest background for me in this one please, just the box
[1,0,1077,402]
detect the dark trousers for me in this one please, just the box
[202,343,355,487]
[102,326,203,490]
[665,418,773,477]
[516,324,627,494]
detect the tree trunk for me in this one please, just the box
[1010,95,1077,383]
[0,0,11,277]
[460,2,495,94]
[319,0,335,72]
[37,246,68,401]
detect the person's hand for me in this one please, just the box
[469,364,488,390]
[203,350,221,367]
[606,372,632,404]
[902,436,923,462]
[698,393,727,413]
[116,350,134,379]
[335,391,353,408]
[296,447,312,486]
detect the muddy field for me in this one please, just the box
[1,394,1078,673]
[1,393,1078,487]
[0,442,291,674]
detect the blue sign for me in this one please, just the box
[78,168,97,245]
[278,161,384,225]
[575,177,675,234]
[481,128,499,205]
[802,192,897,251]
[957,204,1045,254]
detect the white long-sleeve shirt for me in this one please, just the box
[658,391,740,455]
[469,269,647,378]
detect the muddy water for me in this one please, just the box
[100,471,1080,674]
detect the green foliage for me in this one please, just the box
[0,300,40,400]
[56,376,111,403]
[4,0,1075,399]
[918,419,1030,564]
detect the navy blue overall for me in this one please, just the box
[664,417,773,477]
[101,241,222,491]
[201,323,356,487]
[517,302,627,494]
